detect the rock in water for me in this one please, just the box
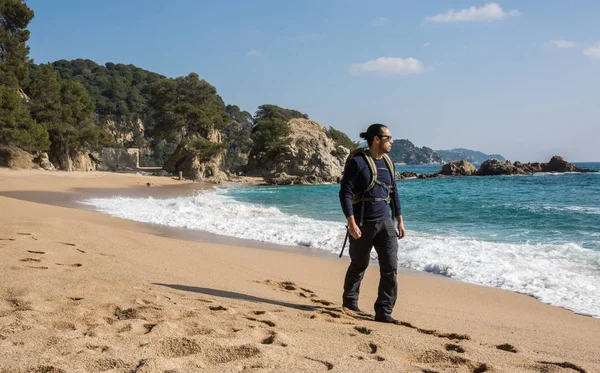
[475,159,515,176]
[541,156,581,173]
[441,160,477,176]
[246,118,350,185]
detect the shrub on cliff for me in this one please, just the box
[326,126,359,151]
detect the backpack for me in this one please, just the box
[346,147,397,224]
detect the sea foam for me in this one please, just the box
[80,188,600,318]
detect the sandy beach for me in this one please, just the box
[1,170,599,372]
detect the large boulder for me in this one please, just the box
[33,152,55,171]
[98,148,139,171]
[541,156,581,173]
[0,145,36,169]
[50,148,98,171]
[475,159,516,176]
[246,118,349,184]
[441,160,477,176]
[163,130,227,182]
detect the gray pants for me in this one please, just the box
[342,218,399,318]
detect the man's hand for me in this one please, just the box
[347,216,362,239]
[397,216,405,239]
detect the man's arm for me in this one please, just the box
[339,158,362,239]
[391,177,405,239]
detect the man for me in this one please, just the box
[339,123,405,323]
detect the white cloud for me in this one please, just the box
[425,2,521,23]
[247,49,262,57]
[369,17,389,27]
[549,40,577,48]
[294,33,327,41]
[583,42,600,60]
[348,57,424,76]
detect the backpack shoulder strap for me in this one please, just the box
[347,148,377,192]
[382,154,396,183]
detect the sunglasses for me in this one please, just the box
[377,134,393,141]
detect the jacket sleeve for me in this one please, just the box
[339,158,360,218]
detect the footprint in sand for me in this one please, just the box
[0,238,16,241]
[245,317,276,327]
[57,242,76,246]
[537,361,586,373]
[410,350,488,373]
[27,250,45,254]
[17,233,31,236]
[354,326,372,335]
[209,305,228,311]
[261,331,288,347]
[55,263,83,267]
[20,258,42,262]
[67,297,83,301]
[303,357,334,371]
[26,266,48,270]
[445,343,465,353]
[398,321,471,341]
[358,342,378,354]
[496,343,517,353]
[27,366,66,373]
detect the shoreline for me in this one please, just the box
[1,169,596,311]
[1,169,599,372]
[0,173,446,281]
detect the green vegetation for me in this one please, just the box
[222,105,253,172]
[436,148,505,164]
[250,104,309,152]
[0,84,49,151]
[326,126,359,150]
[388,139,443,165]
[50,59,164,123]
[148,73,228,141]
[254,104,308,123]
[0,0,34,89]
[0,1,358,174]
[28,64,109,157]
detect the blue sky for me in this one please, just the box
[27,1,600,161]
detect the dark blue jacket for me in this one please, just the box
[339,155,402,222]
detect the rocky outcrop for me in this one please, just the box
[50,147,98,171]
[475,159,516,176]
[396,171,442,180]
[163,130,227,182]
[441,160,477,176]
[541,156,582,173]
[246,118,349,184]
[475,156,592,176]
[396,156,595,181]
[33,152,55,171]
[98,148,139,171]
[105,119,145,146]
[0,145,36,169]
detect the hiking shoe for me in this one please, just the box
[374,316,401,325]
[342,304,362,312]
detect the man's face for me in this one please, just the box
[377,127,393,153]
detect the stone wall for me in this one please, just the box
[98,148,139,171]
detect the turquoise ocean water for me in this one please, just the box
[82,163,600,317]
